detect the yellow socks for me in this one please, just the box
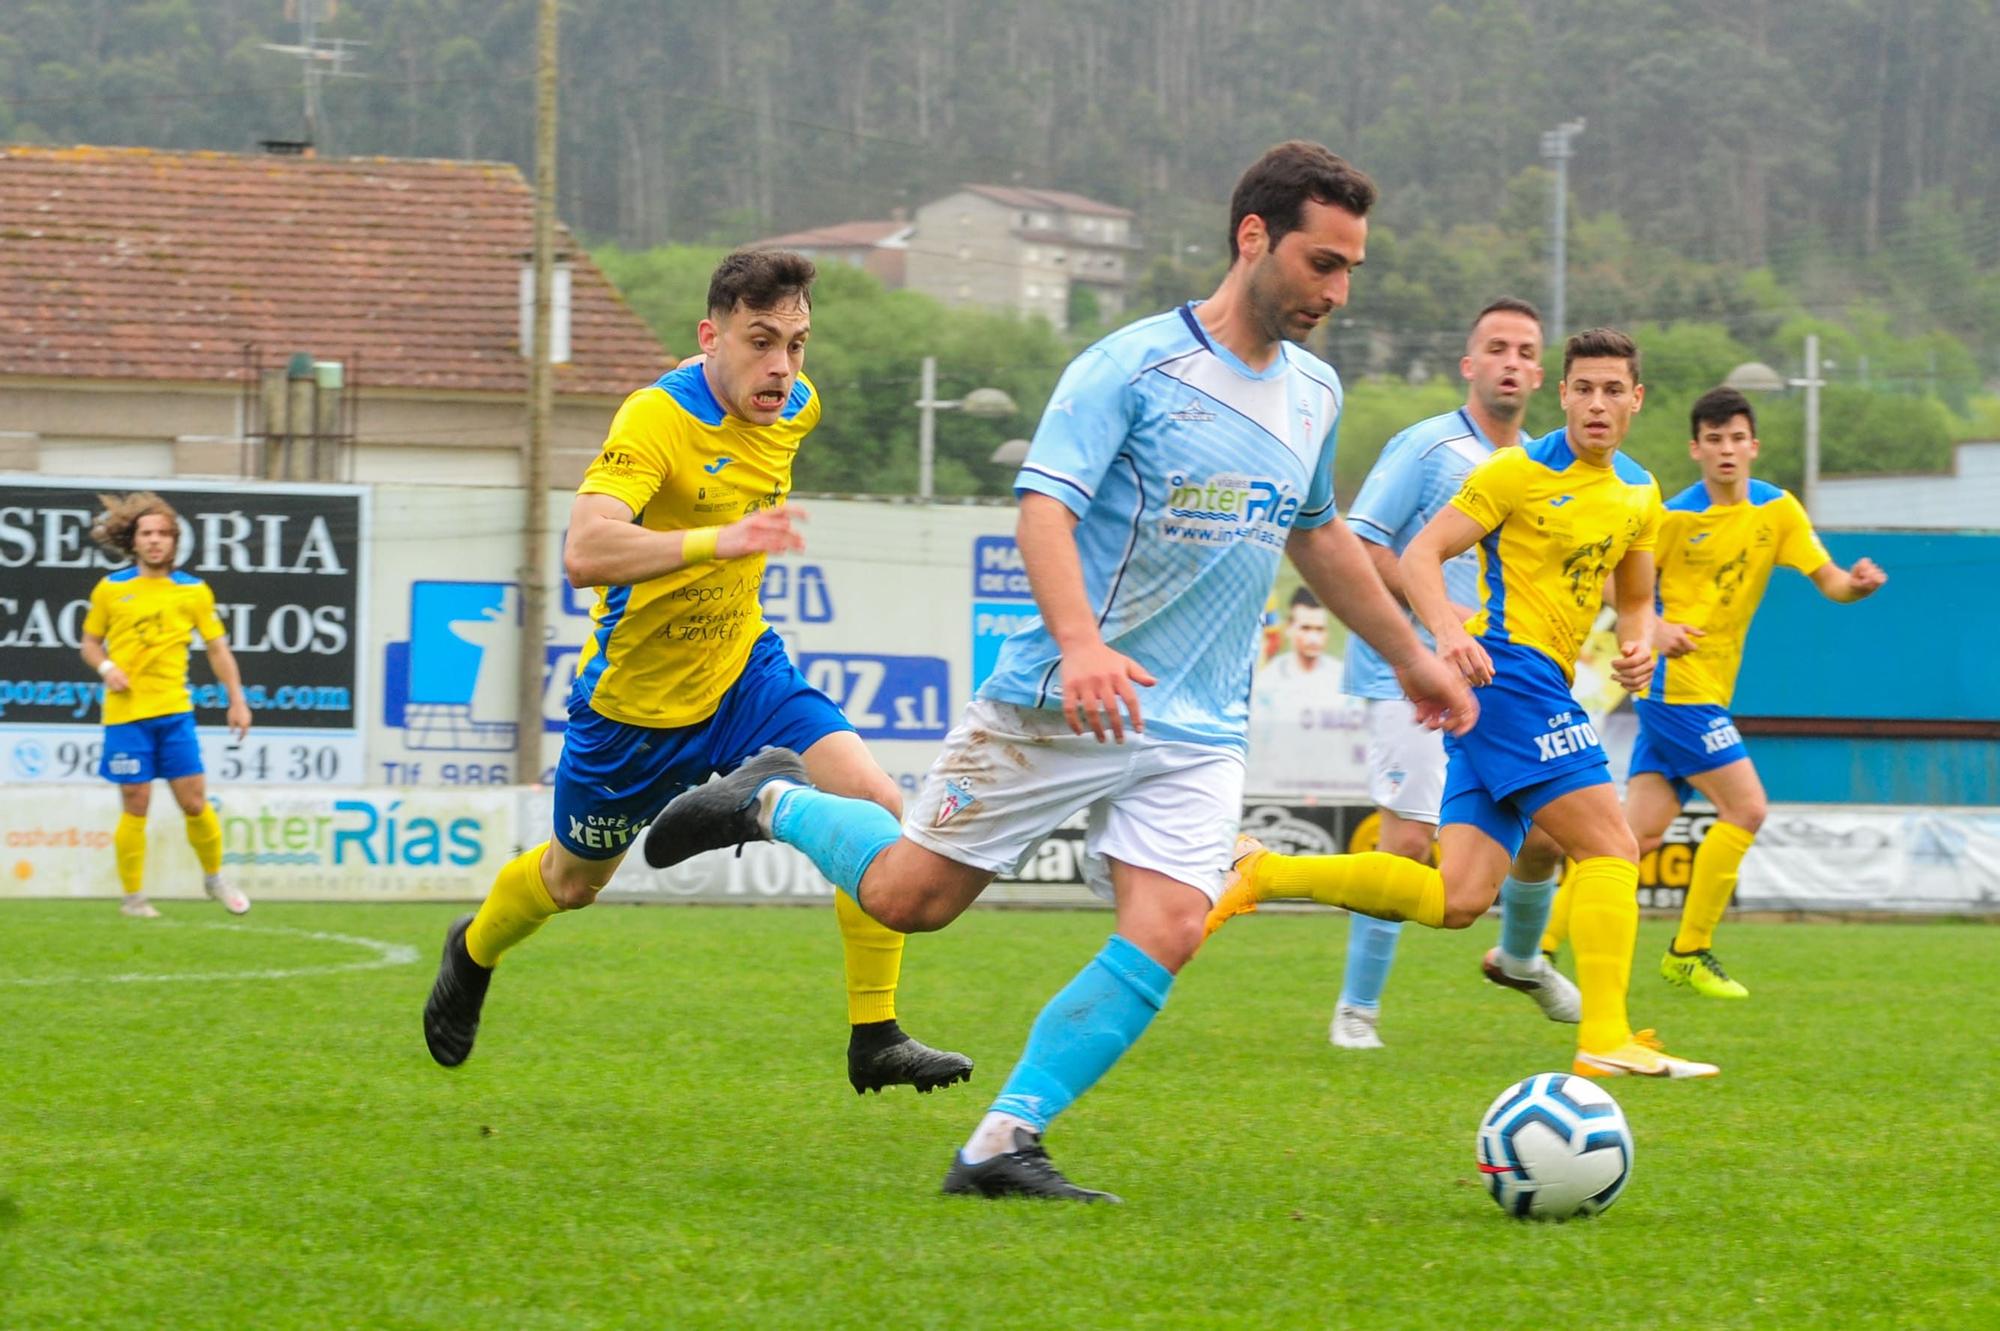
[1540,865,1575,953]
[184,805,224,875]
[465,844,560,968]
[1248,851,1445,927]
[1675,821,1756,953]
[836,890,903,1025]
[1569,856,1639,1053]
[114,812,147,896]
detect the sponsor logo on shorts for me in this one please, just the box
[1533,710,1600,762]
[1701,718,1743,754]
[567,811,635,851]
[107,753,142,777]
[934,779,976,826]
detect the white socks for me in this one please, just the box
[753,779,805,835]
[960,1111,1038,1164]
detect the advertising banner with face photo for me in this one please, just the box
[0,477,367,784]
[1244,560,1371,799]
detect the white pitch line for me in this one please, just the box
[0,921,421,987]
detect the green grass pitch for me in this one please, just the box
[2,900,1996,1329]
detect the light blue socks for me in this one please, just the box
[1498,871,1559,965]
[1338,913,1403,1009]
[768,785,900,898]
[988,935,1173,1131]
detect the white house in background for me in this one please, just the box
[1815,440,2000,530]
[903,185,1137,331]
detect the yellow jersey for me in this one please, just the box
[570,363,820,728]
[1639,479,1830,706]
[84,567,227,726]
[1450,429,1662,681]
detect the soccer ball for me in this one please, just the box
[1476,1072,1634,1220]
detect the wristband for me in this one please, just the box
[681,526,719,565]
[96,659,117,678]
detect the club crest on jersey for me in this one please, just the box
[1169,398,1217,423]
[1162,472,1299,550]
[934,779,976,826]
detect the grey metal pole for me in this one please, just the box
[917,355,938,501]
[1803,333,1821,520]
[1542,121,1583,342]
[516,0,557,786]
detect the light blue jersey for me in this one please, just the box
[981,303,1343,751]
[1343,407,1524,700]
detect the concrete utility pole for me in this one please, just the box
[1540,119,1585,342]
[516,0,558,785]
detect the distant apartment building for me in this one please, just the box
[902,185,1136,330]
[748,185,1137,331]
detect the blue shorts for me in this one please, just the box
[552,628,853,859]
[1630,699,1748,805]
[101,711,204,785]
[1440,638,1612,857]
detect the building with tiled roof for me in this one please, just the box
[905,184,1137,331]
[0,144,673,486]
[748,218,912,290]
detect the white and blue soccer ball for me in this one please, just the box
[1476,1072,1634,1220]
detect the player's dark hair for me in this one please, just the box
[91,491,180,559]
[1690,386,1757,438]
[1228,141,1377,260]
[1470,297,1543,336]
[708,249,816,317]
[1288,586,1321,610]
[1562,327,1641,382]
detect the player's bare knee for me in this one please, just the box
[1133,912,1205,972]
[1440,877,1498,930]
[860,883,945,934]
[1572,823,1640,864]
[1727,801,1767,836]
[545,876,599,911]
[1379,821,1434,862]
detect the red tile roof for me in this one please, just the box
[963,184,1133,218]
[752,220,910,250]
[0,144,671,395]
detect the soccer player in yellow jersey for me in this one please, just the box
[1209,329,1719,1078]
[79,492,252,918]
[422,250,971,1095]
[1565,386,1883,998]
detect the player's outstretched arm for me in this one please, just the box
[1608,549,1657,693]
[1017,493,1154,743]
[562,493,805,588]
[204,636,253,740]
[1809,557,1888,603]
[1399,508,1492,686]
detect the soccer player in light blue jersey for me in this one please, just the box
[642,141,1474,1201]
[1323,298,1579,1048]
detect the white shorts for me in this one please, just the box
[1366,697,1447,823]
[903,699,1245,903]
